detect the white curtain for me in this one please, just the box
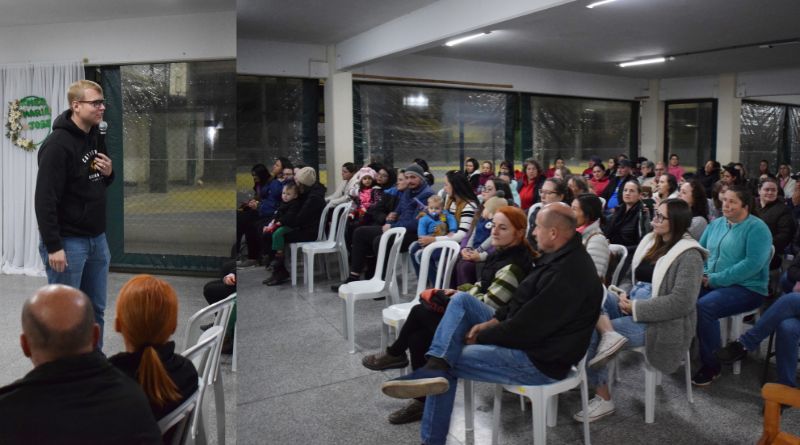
[0,61,84,276]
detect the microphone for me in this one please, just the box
[98,121,108,155]
[99,121,108,135]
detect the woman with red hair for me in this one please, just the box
[109,275,198,421]
[360,206,535,425]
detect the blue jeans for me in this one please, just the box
[421,293,556,445]
[587,283,651,386]
[39,234,110,350]
[697,285,765,371]
[739,292,800,387]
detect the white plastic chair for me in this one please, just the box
[158,388,199,445]
[599,196,607,209]
[182,326,223,445]
[526,202,543,235]
[720,246,773,374]
[478,354,591,445]
[608,346,693,423]
[608,244,628,286]
[290,201,335,286]
[182,293,236,445]
[397,251,411,295]
[338,227,406,353]
[302,202,350,292]
[380,240,461,351]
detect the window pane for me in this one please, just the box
[531,96,632,174]
[121,61,236,257]
[739,102,785,175]
[355,83,507,187]
[791,106,800,166]
[666,102,715,172]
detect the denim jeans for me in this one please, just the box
[39,234,110,350]
[421,293,556,445]
[587,283,651,386]
[697,285,765,371]
[739,292,800,387]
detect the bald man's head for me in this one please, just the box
[21,285,97,365]
[533,203,577,253]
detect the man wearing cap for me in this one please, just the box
[332,164,434,290]
[601,159,637,212]
[264,166,327,286]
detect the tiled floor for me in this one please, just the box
[239,262,800,445]
[0,272,236,445]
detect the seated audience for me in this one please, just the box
[518,158,546,211]
[362,206,535,424]
[573,194,610,280]
[464,157,480,191]
[601,159,637,212]
[667,154,685,182]
[590,164,610,197]
[546,157,566,178]
[480,177,514,206]
[755,177,796,272]
[527,177,572,250]
[333,164,433,290]
[0,285,161,444]
[576,199,705,422]
[604,180,651,250]
[655,173,679,204]
[694,185,772,386]
[496,173,520,206]
[582,155,603,178]
[413,158,435,186]
[264,167,327,286]
[325,162,359,205]
[379,204,603,445]
[452,197,508,286]
[638,160,656,188]
[777,163,796,198]
[568,174,591,198]
[109,275,198,422]
[476,160,495,194]
[263,182,301,266]
[697,160,721,196]
[235,162,282,267]
[677,180,709,240]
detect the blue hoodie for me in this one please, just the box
[391,183,434,233]
[700,214,772,295]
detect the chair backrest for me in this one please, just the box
[181,326,223,442]
[526,202,543,234]
[414,240,461,299]
[599,196,607,209]
[608,244,628,286]
[316,201,336,241]
[183,293,236,389]
[325,202,350,243]
[158,388,199,445]
[372,227,406,286]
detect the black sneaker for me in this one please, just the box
[388,399,424,425]
[691,366,721,386]
[715,341,747,364]
[362,350,409,371]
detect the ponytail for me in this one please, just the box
[137,346,181,407]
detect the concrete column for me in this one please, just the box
[639,79,664,163]
[323,45,354,192]
[715,73,741,164]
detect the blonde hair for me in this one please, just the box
[427,195,444,206]
[67,80,103,103]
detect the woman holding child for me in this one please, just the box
[362,206,535,425]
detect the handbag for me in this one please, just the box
[419,288,450,314]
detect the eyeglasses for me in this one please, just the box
[539,189,558,196]
[76,99,105,108]
[653,212,670,223]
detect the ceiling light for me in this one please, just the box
[619,57,669,68]
[586,0,617,8]
[445,32,490,47]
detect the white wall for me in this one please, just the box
[0,11,235,65]
[237,39,326,77]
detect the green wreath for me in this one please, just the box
[5,100,37,151]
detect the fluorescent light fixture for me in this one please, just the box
[619,57,667,67]
[445,32,490,47]
[586,0,616,8]
[403,94,429,108]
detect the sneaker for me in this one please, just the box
[691,366,721,386]
[573,395,615,423]
[381,368,449,399]
[714,341,748,364]
[588,331,628,369]
[388,399,425,424]
[362,350,409,371]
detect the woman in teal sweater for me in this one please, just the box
[693,184,773,386]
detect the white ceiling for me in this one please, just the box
[0,0,234,27]
[254,0,800,79]
[237,0,438,43]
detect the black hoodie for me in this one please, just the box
[35,110,114,253]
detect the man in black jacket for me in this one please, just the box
[380,204,603,445]
[0,285,161,445]
[35,80,114,349]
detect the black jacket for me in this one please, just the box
[365,191,399,226]
[108,341,199,420]
[281,182,327,241]
[477,243,534,294]
[0,351,161,445]
[35,110,114,253]
[601,173,636,202]
[755,200,796,269]
[273,199,302,226]
[477,234,603,379]
[604,201,648,247]
[696,168,720,196]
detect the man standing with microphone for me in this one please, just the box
[35,80,114,349]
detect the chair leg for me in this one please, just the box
[546,394,558,427]
[401,255,408,295]
[290,246,298,286]
[231,324,237,373]
[491,384,503,445]
[761,332,776,386]
[685,350,694,404]
[339,248,349,280]
[580,375,591,445]
[347,297,356,354]
[532,392,548,445]
[732,316,743,375]
[464,380,474,432]
[214,374,226,445]
[644,365,657,424]
[307,252,315,293]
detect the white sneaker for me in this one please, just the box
[573,395,616,423]
[588,331,628,369]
